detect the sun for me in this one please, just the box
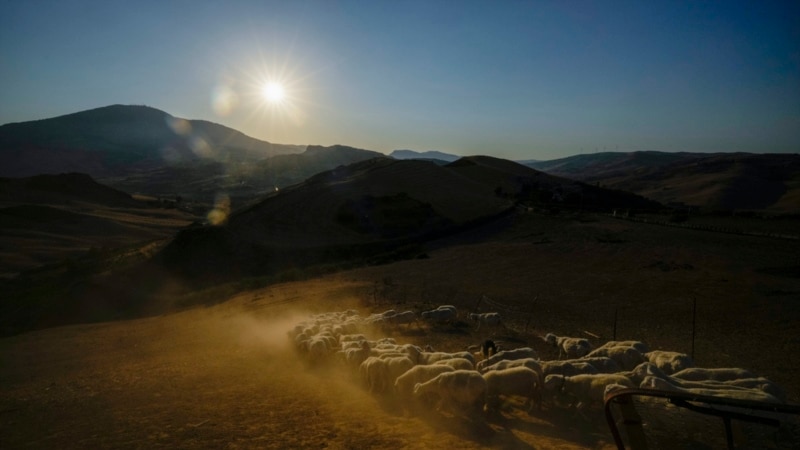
[261,81,286,104]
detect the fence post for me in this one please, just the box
[691,297,697,361]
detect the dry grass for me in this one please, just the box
[0,202,196,277]
[1,212,798,449]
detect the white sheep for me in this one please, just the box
[481,358,542,376]
[420,307,457,324]
[671,367,755,382]
[433,357,475,371]
[469,312,503,330]
[640,376,782,403]
[383,310,418,329]
[595,340,650,354]
[576,357,622,374]
[339,334,368,345]
[544,373,635,409]
[413,370,487,415]
[359,355,415,395]
[544,333,593,359]
[630,363,787,403]
[721,378,788,403]
[585,345,645,371]
[394,364,455,399]
[644,350,694,375]
[483,366,541,412]
[476,347,539,371]
[540,360,599,378]
[338,340,371,368]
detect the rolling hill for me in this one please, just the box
[0,104,305,178]
[0,105,391,205]
[158,155,661,280]
[0,173,197,278]
[525,151,800,212]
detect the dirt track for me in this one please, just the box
[1,278,617,449]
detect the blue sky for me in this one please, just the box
[1,0,798,160]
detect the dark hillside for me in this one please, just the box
[526,151,800,212]
[0,173,139,207]
[0,104,303,178]
[158,158,516,280]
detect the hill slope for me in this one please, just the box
[525,152,800,211]
[0,104,305,178]
[0,173,196,277]
[159,156,661,280]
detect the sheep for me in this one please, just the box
[359,355,415,395]
[469,312,503,330]
[585,345,645,371]
[540,360,599,378]
[640,376,782,404]
[338,340,372,368]
[394,364,455,400]
[483,366,541,412]
[413,370,487,415]
[595,340,650,354]
[420,307,457,324]
[433,357,475,371]
[544,333,593,359]
[481,358,542,376]
[305,336,333,363]
[671,367,755,382]
[339,334,368,345]
[383,310,418,329]
[476,347,539,371]
[577,357,623,374]
[721,378,788,403]
[629,363,787,403]
[544,374,634,410]
[480,339,498,360]
[644,350,694,375]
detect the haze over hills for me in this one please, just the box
[390,149,461,164]
[525,151,800,212]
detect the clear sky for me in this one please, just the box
[1,1,798,160]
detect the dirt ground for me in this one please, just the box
[1,212,798,449]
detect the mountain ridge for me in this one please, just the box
[0,104,305,178]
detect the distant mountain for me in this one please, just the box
[0,104,305,178]
[390,149,461,163]
[524,151,800,211]
[158,155,660,280]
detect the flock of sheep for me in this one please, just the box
[286,305,790,421]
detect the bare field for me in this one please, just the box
[0,203,197,276]
[1,213,799,448]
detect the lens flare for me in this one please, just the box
[211,84,239,117]
[207,193,231,226]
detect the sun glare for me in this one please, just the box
[261,82,286,104]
